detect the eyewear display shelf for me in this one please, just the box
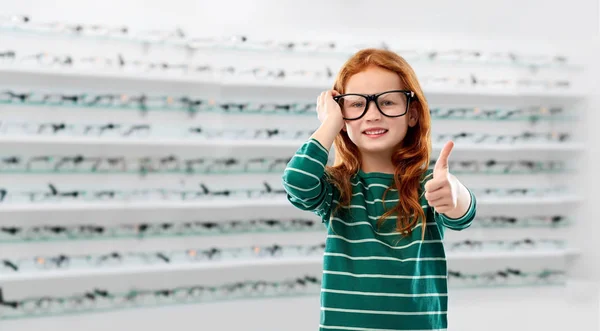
[0,17,590,331]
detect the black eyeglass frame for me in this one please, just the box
[333,89,416,120]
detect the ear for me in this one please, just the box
[407,104,419,127]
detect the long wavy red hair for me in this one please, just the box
[326,48,432,238]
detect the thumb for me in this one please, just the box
[434,140,454,176]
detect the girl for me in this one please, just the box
[282,48,477,331]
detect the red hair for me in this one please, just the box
[327,48,432,237]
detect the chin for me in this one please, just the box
[356,140,397,154]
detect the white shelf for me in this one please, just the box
[477,195,582,205]
[447,248,580,260]
[0,195,583,214]
[0,136,305,148]
[0,248,578,283]
[0,66,586,99]
[0,199,292,213]
[0,196,582,214]
[0,256,321,282]
[437,142,586,152]
[0,66,222,86]
[0,136,586,153]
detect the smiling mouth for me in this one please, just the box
[363,129,388,136]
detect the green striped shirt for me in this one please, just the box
[282,138,477,331]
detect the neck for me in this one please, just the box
[360,150,395,174]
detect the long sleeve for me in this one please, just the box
[281,138,336,222]
[421,168,477,231]
[433,188,477,231]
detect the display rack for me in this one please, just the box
[0,14,588,323]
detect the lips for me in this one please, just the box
[363,128,388,135]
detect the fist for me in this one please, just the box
[424,141,459,214]
[316,90,344,131]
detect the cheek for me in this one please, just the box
[389,118,409,136]
[345,122,362,140]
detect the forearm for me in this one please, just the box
[310,118,342,153]
[282,130,335,214]
[442,178,472,219]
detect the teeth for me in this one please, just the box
[364,129,387,135]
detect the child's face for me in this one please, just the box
[343,65,417,156]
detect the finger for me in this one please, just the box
[424,179,446,193]
[425,190,447,202]
[434,141,455,173]
[332,90,340,97]
[318,92,325,108]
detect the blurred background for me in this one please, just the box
[0,0,599,330]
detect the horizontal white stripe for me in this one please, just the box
[346,204,366,210]
[367,214,397,220]
[321,288,447,298]
[338,197,429,208]
[288,197,312,208]
[282,180,320,192]
[352,181,397,191]
[330,218,436,236]
[365,197,399,204]
[327,235,442,249]
[292,153,326,168]
[324,252,446,263]
[323,270,447,279]
[308,139,329,155]
[285,167,321,181]
[320,325,446,331]
[321,307,447,316]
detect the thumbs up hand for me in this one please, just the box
[424,141,461,215]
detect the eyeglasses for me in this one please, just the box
[471,186,567,198]
[430,159,568,174]
[421,50,571,69]
[0,89,316,117]
[333,90,415,120]
[472,215,568,228]
[448,268,565,288]
[0,218,322,243]
[429,106,569,121]
[0,154,292,175]
[0,243,325,274]
[1,15,575,70]
[434,131,571,145]
[221,66,333,81]
[0,120,314,141]
[0,90,212,114]
[421,74,571,90]
[0,181,286,204]
[2,50,333,83]
[447,238,565,252]
[0,275,320,319]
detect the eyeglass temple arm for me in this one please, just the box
[0,288,19,308]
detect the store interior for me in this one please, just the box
[0,1,599,330]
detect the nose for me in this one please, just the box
[363,100,382,121]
